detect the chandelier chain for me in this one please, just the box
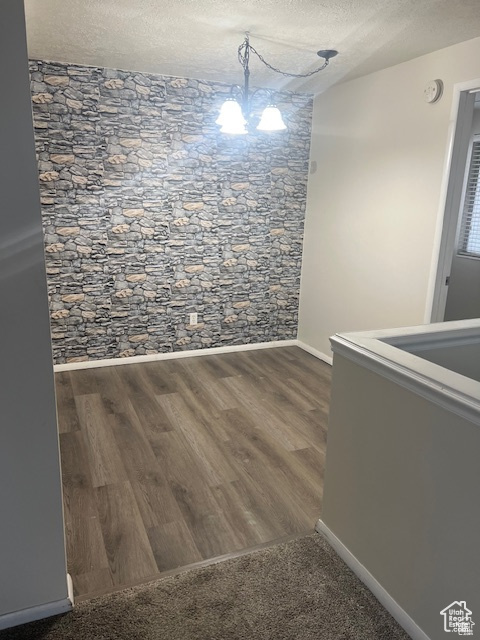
[238,39,329,79]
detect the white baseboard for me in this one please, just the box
[297,341,333,365]
[315,520,430,640]
[54,339,298,372]
[0,592,73,631]
[67,573,74,607]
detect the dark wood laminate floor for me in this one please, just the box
[55,346,331,600]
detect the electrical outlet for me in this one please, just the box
[189,312,198,326]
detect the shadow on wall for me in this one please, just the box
[29,61,313,364]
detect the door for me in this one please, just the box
[444,124,480,320]
[430,87,480,322]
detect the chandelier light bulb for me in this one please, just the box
[220,122,248,135]
[256,106,287,132]
[216,99,247,133]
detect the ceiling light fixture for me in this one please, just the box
[216,33,338,135]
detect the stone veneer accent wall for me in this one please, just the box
[29,60,313,364]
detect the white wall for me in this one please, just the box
[0,0,68,621]
[299,35,480,356]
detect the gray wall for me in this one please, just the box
[445,107,480,321]
[29,61,313,364]
[406,341,480,382]
[322,354,480,639]
[0,0,67,618]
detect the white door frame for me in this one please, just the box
[426,79,480,323]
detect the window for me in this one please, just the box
[458,136,480,257]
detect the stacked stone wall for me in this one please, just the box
[30,61,312,364]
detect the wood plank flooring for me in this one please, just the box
[55,346,331,600]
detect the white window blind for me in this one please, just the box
[458,138,480,257]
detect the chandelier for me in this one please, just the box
[216,33,338,135]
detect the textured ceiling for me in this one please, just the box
[24,0,480,94]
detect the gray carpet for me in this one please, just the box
[2,533,411,640]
